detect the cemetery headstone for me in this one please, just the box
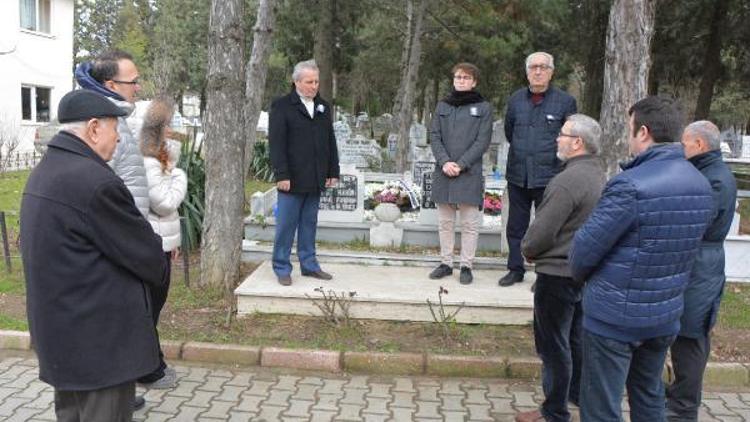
[412,161,435,190]
[418,171,438,225]
[318,164,365,223]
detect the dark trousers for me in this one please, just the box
[534,273,582,422]
[55,381,134,422]
[666,335,711,422]
[137,252,172,383]
[580,330,675,422]
[272,191,322,277]
[506,183,545,273]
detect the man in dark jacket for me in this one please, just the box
[569,96,714,422]
[269,59,340,286]
[666,120,737,421]
[516,114,606,422]
[500,52,577,287]
[21,90,167,422]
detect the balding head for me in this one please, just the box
[681,120,721,159]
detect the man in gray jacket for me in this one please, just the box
[516,114,606,422]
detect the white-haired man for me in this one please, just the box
[500,52,577,288]
[269,59,340,286]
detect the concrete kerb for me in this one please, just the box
[1,332,749,386]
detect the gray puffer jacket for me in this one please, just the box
[107,98,150,217]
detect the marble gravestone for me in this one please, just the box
[318,164,365,223]
[418,170,439,226]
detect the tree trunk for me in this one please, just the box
[314,0,335,102]
[391,0,414,121]
[201,0,246,290]
[581,0,610,118]
[243,0,277,176]
[693,0,728,120]
[599,0,656,176]
[395,0,427,173]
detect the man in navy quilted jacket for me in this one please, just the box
[569,96,714,422]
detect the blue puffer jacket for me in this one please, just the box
[569,144,714,342]
[680,149,737,338]
[503,86,577,188]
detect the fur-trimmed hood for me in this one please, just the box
[140,97,175,159]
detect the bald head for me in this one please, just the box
[681,120,720,159]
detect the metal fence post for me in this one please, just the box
[180,216,190,287]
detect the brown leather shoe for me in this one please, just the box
[515,409,544,422]
[301,269,333,280]
[277,275,292,286]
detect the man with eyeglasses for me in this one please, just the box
[500,52,577,288]
[74,51,176,407]
[515,114,606,422]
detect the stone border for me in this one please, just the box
[1,331,748,386]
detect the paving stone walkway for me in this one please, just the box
[1,356,749,421]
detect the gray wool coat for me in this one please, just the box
[429,100,493,207]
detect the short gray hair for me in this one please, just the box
[685,120,721,151]
[567,114,602,155]
[525,52,555,72]
[292,59,319,82]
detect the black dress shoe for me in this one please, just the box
[498,271,524,287]
[277,275,292,286]
[459,267,473,285]
[429,264,453,279]
[301,269,333,280]
[133,395,145,411]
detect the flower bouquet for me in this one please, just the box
[483,190,502,215]
[365,181,421,212]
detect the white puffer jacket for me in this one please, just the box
[108,98,150,217]
[144,140,188,252]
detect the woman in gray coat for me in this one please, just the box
[428,63,493,284]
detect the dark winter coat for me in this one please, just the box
[569,144,714,342]
[503,86,577,189]
[21,131,167,391]
[680,149,737,338]
[429,100,493,207]
[269,90,340,193]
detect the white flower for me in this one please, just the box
[316,104,325,113]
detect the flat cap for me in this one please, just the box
[57,89,127,123]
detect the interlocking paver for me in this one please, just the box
[1,356,749,422]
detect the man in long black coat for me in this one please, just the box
[20,90,167,422]
[269,59,339,286]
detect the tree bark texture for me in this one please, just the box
[395,0,427,173]
[693,0,729,120]
[581,0,610,118]
[391,0,414,121]
[599,0,656,176]
[314,0,335,103]
[243,0,277,175]
[201,0,246,289]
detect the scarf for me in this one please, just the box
[443,90,485,107]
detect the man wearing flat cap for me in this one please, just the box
[20,90,167,422]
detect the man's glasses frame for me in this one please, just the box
[111,78,140,85]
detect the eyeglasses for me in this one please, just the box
[528,64,552,72]
[453,75,474,81]
[558,132,579,139]
[111,78,140,85]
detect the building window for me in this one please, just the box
[21,86,51,123]
[20,0,51,33]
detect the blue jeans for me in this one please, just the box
[272,191,322,277]
[580,330,675,422]
[534,273,582,422]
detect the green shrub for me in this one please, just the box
[249,140,274,182]
[178,140,205,251]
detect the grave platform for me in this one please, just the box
[235,261,534,325]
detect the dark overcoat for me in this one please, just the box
[429,100,493,207]
[21,131,167,391]
[269,90,340,193]
[680,149,737,338]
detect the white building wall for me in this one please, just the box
[0,0,74,153]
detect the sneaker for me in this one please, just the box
[143,366,177,389]
[133,395,145,411]
[429,264,453,279]
[498,270,524,287]
[459,267,473,285]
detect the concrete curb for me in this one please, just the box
[2,332,748,386]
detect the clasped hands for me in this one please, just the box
[442,161,461,177]
[276,178,338,192]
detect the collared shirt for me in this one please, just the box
[297,91,314,118]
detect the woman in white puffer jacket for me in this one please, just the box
[137,97,187,388]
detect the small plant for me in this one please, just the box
[426,286,465,343]
[306,287,358,327]
[178,139,205,251]
[248,140,274,182]
[483,190,502,215]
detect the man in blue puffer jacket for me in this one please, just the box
[569,96,714,422]
[666,120,737,421]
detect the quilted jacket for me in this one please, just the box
[569,144,714,342]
